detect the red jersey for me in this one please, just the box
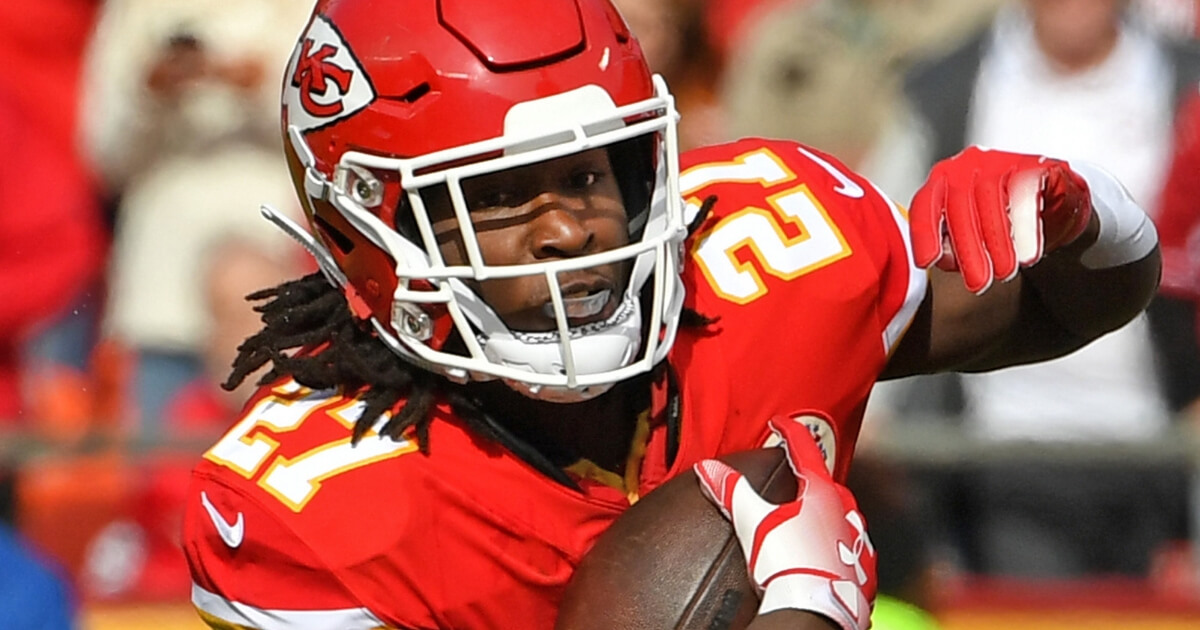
[1158,87,1200,300]
[184,138,926,629]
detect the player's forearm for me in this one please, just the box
[895,237,1160,376]
[1020,240,1159,342]
[941,164,1161,374]
[1019,162,1162,343]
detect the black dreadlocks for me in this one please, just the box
[223,274,517,452]
[223,196,719,460]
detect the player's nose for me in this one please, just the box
[528,192,594,258]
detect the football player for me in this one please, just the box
[183,1,1161,629]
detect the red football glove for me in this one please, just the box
[910,146,1093,294]
[693,418,876,630]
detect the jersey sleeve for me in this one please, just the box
[679,138,928,357]
[181,382,424,630]
[185,470,394,630]
[182,380,594,630]
[862,169,928,356]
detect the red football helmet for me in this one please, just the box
[266,0,685,401]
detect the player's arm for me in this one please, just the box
[882,147,1161,378]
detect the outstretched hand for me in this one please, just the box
[693,418,876,630]
[910,146,1094,294]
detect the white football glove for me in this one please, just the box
[693,417,877,630]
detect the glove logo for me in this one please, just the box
[284,14,376,132]
[837,510,873,586]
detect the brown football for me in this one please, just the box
[555,448,796,630]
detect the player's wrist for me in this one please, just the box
[758,573,871,630]
[1066,160,1158,269]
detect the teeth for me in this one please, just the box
[543,289,611,319]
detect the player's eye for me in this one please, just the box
[568,170,602,190]
[470,188,519,210]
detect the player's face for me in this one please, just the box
[427,148,632,332]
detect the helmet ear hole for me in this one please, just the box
[314,214,357,254]
[393,195,420,242]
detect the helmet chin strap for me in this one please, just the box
[502,380,617,404]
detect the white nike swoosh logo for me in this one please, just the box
[201,491,245,549]
[795,146,865,199]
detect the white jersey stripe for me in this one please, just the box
[193,583,388,630]
[871,182,928,354]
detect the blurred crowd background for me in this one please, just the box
[2,0,1200,628]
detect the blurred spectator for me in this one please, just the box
[612,0,690,79]
[12,448,195,606]
[703,0,796,66]
[0,521,77,630]
[76,454,195,603]
[1155,87,1200,421]
[720,0,1005,172]
[0,1,108,427]
[613,0,728,150]
[876,0,1200,578]
[1156,85,1200,556]
[165,236,306,437]
[78,0,312,436]
[0,466,13,525]
[1134,0,1200,39]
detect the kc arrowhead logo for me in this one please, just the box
[284,14,375,131]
